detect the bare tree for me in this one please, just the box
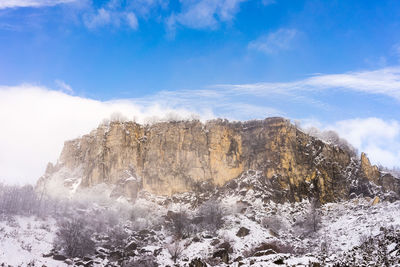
[54,217,95,258]
[309,197,321,232]
[172,211,189,238]
[197,200,224,233]
[294,197,321,236]
[110,112,127,122]
[305,128,358,158]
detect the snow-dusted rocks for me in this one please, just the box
[37,118,399,204]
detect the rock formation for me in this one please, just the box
[37,117,399,203]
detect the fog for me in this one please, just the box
[0,85,210,185]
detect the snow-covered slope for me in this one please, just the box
[0,216,66,266]
[1,178,399,266]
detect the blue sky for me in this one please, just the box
[1,0,400,183]
[1,0,399,99]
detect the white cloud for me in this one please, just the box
[84,8,112,29]
[55,80,74,94]
[393,43,400,60]
[126,12,138,30]
[305,67,400,100]
[168,0,248,30]
[248,28,298,54]
[0,0,273,33]
[139,88,283,119]
[1,82,399,186]
[0,0,77,9]
[220,66,400,101]
[83,7,139,30]
[0,83,287,185]
[0,85,208,185]
[308,117,400,169]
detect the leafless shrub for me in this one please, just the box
[110,112,128,122]
[262,215,285,234]
[54,217,95,258]
[294,198,321,236]
[143,116,161,125]
[197,200,224,234]
[20,242,32,252]
[107,224,129,248]
[167,240,184,263]
[168,210,194,239]
[124,254,158,267]
[0,184,41,216]
[5,216,19,228]
[359,233,370,244]
[39,222,51,232]
[305,128,358,158]
[320,234,331,259]
[165,112,183,122]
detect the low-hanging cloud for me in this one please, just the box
[0,84,282,185]
[301,117,400,169]
[327,118,400,168]
[2,65,400,185]
[0,85,210,185]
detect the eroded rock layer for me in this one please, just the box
[38,117,399,203]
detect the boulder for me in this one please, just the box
[236,227,250,237]
[213,249,229,264]
[52,254,67,261]
[125,241,138,251]
[253,249,276,257]
[371,196,380,206]
[189,258,207,267]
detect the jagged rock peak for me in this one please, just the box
[37,117,399,203]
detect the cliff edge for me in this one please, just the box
[37,117,399,203]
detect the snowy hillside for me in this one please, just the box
[0,174,399,266]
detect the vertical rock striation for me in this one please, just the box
[37,117,399,203]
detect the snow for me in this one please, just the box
[319,199,400,252]
[1,169,400,266]
[0,216,66,266]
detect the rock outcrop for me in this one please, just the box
[37,117,399,203]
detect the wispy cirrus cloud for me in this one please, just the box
[220,66,400,101]
[135,88,283,120]
[55,80,74,94]
[248,28,299,54]
[3,67,400,185]
[2,66,400,184]
[138,66,400,118]
[0,0,77,9]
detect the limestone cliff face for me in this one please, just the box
[38,117,399,203]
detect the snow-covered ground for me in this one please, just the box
[0,193,399,266]
[0,216,66,266]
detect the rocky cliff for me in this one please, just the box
[37,117,399,203]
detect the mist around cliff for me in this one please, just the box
[1,85,400,186]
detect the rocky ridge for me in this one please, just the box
[37,117,400,203]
